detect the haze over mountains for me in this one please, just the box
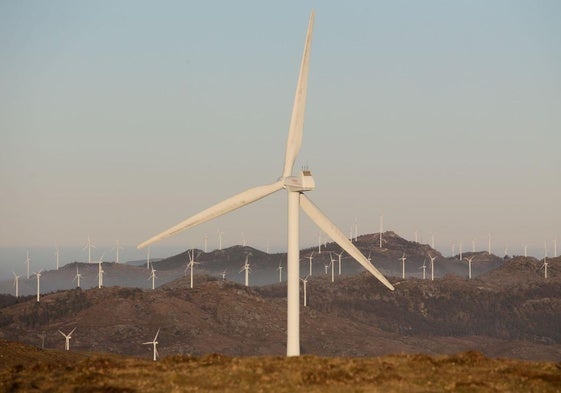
[1,231,559,362]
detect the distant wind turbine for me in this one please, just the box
[399,253,407,279]
[323,260,329,275]
[524,245,528,258]
[488,233,492,255]
[58,327,76,351]
[33,270,42,302]
[379,215,383,248]
[113,240,124,263]
[540,258,548,279]
[149,264,157,290]
[464,256,475,279]
[317,232,322,254]
[217,229,224,250]
[185,249,200,289]
[84,236,95,263]
[135,11,393,357]
[143,328,160,361]
[73,266,83,288]
[300,275,309,307]
[429,255,436,281]
[204,233,208,253]
[96,255,105,288]
[55,245,60,270]
[239,254,252,287]
[419,259,427,280]
[328,252,336,282]
[25,250,31,279]
[146,247,151,269]
[277,260,284,283]
[459,241,463,261]
[305,252,314,276]
[554,238,558,258]
[221,269,227,281]
[335,251,345,275]
[12,272,20,298]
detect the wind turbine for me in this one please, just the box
[399,253,407,279]
[239,254,252,287]
[379,215,383,248]
[323,260,329,275]
[143,328,160,361]
[459,241,463,261]
[335,251,345,275]
[221,269,227,281]
[96,255,105,288]
[554,238,558,258]
[540,258,548,279]
[419,259,427,280]
[300,275,309,307]
[328,252,336,282]
[55,245,60,270]
[73,266,83,288]
[204,233,208,253]
[429,255,436,281]
[58,327,76,351]
[12,272,20,298]
[33,270,42,302]
[113,240,124,263]
[149,263,157,290]
[488,233,492,255]
[146,246,151,269]
[524,244,528,258]
[464,256,475,279]
[217,229,224,250]
[185,249,200,289]
[277,260,284,283]
[136,11,393,357]
[317,232,322,254]
[25,250,31,279]
[84,236,95,263]
[305,251,314,276]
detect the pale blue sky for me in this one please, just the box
[1,1,560,275]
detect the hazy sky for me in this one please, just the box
[1,1,560,273]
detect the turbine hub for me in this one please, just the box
[284,169,315,192]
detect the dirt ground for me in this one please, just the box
[1,341,560,393]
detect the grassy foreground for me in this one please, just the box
[1,341,560,393]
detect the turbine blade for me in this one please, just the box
[281,10,315,178]
[154,328,160,341]
[138,181,284,249]
[300,194,394,291]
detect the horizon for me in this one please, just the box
[1,2,560,276]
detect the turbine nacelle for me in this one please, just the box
[282,169,315,192]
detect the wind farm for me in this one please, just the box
[1,2,560,392]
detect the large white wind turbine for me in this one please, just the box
[143,328,160,361]
[84,236,95,263]
[58,327,76,351]
[136,11,394,357]
[277,260,284,283]
[12,272,20,298]
[239,254,252,287]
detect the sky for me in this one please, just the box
[1,1,560,277]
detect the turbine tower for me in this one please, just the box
[488,233,492,255]
[113,240,124,263]
[149,264,157,290]
[84,236,95,263]
[217,229,224,250]
[305,252,314,276]
[399,253,407,279]
[136,11,393,357]
[204,233,208,253]
[328,252,336,282]
[277,260,284,283]
[58,327,76,351]
[185,249,200,289]
[459,241,463,261]
[317,232,322,254]
[379,215,383,248]
[73,266,83,288]
[34,270,42,302]
[540,258,548,279]
[146,246,151,269]
[239,254,252,287]
[419,259,427,280]
[25,250,31,279]
[96,255,105,288]
[429,255,436,281]
[300,275,309,307]
[335,251,345,275]
[143,328,160,361]
[464,256,475,279]
[55,245,60,270]
[12,272,20,298]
